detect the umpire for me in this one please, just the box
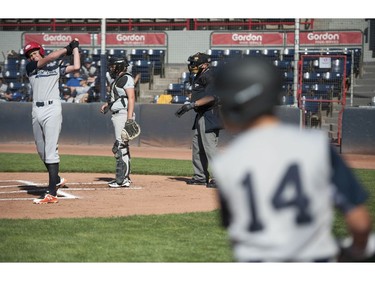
[175,52,223,188]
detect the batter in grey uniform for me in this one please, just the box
[24,40,81,204]
[211,56,372,262]
[101,57,136,188]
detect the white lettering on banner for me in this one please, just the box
[307,33,339,41]
[232,33,262,42]
[43,34,72,42]
[116,34,146,42]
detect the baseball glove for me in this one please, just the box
[121,119,141,142]
[175,102,196,118]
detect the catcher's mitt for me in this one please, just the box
[121,119,141,142]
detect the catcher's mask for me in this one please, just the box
[108,56,129,79]
[187,52,211,74]
[23,42,45,59]
[213,56,284,126]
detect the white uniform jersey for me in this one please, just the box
[26,60,63,102]
[212,123,368,262]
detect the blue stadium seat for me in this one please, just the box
[323,71,343,81]
[223,49,242,60]
[243,49,262,57]
[92,49,108,62]
[130,49,148,61]
[262,49,280,59]
[135,59,152,83]
[108,49,127,58]
[284,71,294,82]
[172,95,190,104]
[148,49,165,76]
[274,60,293,71]
[166,83,185,95]
[3,70,20,83]
[282,48,295,60]
[8,82,28,92]
[303,72,322,81]
[207,49,225,61]
[3,58,20,72]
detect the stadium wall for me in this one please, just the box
[341,107,375,154]
[0,103,300,149]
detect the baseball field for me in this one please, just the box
[1,143,375,280]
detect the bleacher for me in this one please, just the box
[157,47,361,116]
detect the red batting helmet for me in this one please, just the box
[23,42,45,58]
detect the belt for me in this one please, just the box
[35,100,53,107]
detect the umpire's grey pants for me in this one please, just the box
[191,116,219,182]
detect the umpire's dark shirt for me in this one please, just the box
[190,67,223,132]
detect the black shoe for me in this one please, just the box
[206,180,217,188]
[186,178,206,185]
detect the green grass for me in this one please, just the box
[0,211,233,262]
[0,153,193,176]
[0,152,374,262]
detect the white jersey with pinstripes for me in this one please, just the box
[212,124,339,262]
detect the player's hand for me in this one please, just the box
[101,104,109,114]
[175,102,196,118]
[69,39,79,50]
[65,39,79,55]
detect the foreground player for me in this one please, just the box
[24,40,81,204]
[211,57,372,262]
[100,57,136,188]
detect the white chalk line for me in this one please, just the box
[0,179,143,202]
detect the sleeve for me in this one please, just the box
[25,61,38,76]
[330,145,369,213]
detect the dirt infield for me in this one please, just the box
[0,143,374,220]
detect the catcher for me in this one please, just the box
[100,57,140,188]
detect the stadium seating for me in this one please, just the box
[3,70,21,83]
[243,49,262,57]
[108,49,127,58]
[262,49,280,60]
[165,83,185,95]
[207,49,225,61]
[223,49,243,60]
[148,49,165,77]
[134,59,152,83]
[130,49,148,61]
[8,82,28,92]
[274,60,293,71]
[171,95,190,104]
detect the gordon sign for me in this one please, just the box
[98,33,167,46]
[286,31,363,46]
[23,33,92,46]
[211,31,363,47]
[211,32,284,46]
